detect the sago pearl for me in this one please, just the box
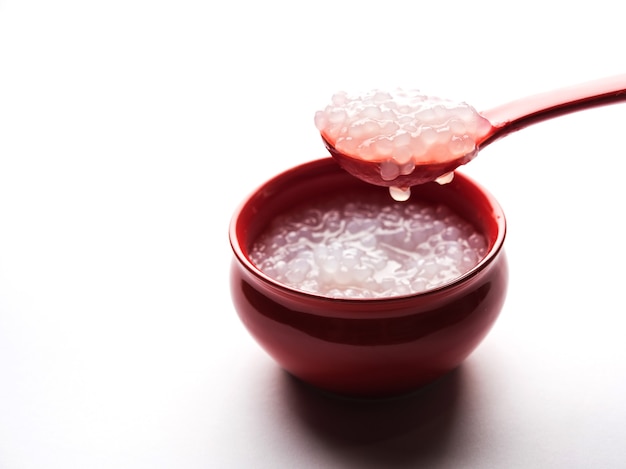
[250,196,488,299]
[314,89,492,187]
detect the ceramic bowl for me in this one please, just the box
[229,158,508,398]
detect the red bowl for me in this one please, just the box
[229,158,508,398]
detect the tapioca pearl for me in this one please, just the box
[285,231,300,244]
[313,243,329,261]
[366,254,387,271]
[403,204,423,218]
[342,288,364,298]
[256,257,272,272]
[441,225,462,241]
[359,105,382,120]
[419,127,438,145]
[272,260,287,276]
[453,104,474,121]
[285,258,311,284]
[432,104,451,121]
[269,235,287,249]
[323,208,342,223]
[409,230,430,247]
[302,209,323,226]
[409,228,431,246]
[346,219,365,234]
[297,279,317,293]
[411,278,428,292]
[358,141,382,161]
[380,119,400,133]
[401,256,420,270]
[432,219,446,234]
[337,265,360,285]
[335,137,356,156]
[325,243,343,261]
[346,218,376,234]
[416,221,437,239]
[313,111,328,131]
[434,204,453,219]
[407,217,432,234]
[393,283,412,296]
[415,108,436,124]
[350,119,380,138]
[455,135,476,155]
[405,217,424,231]
[448,135,469,156]
[392,145,413,165]
[435,242,464,264]
[468,232,487,251]
[374,138,394,158]
[397,114,414,125]
[460,248,480,271]
[298,228,321,242]
[361,218,379,232]
[376,228,406,247]
[294,247,314,261]
[331,91,349,106]
[372,91,393,104]
[323,124,341,141]
[283,243,305,261]
[448,118,466,134]
[380,160,401,181]
[352,264,373,283]
[400,161,415,176]
[410,135,427,156]
[420,205,436,218]
[328,109,348,125]
[326,288,344,298]
[379,207,403,226]
[324,219,343,234]
[359,234,376,250]
[436,268,460,285]
[448,216,474,237]
[413,243,432,257]
[320,255,340,275]
[436,128,453,145]
[380,277,397,291]
[392,132,411,149]
[402,122,418,133]
[340,248,360,269]
[419,260,441,278]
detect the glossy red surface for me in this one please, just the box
[229,158,508,398]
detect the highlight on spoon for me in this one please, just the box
[314,88,493,198]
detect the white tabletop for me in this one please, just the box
[1,1,625,467]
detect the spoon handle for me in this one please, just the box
[479,73,626,149]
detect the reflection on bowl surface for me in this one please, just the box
[229,158,508,398]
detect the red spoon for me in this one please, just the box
[318,74,626,200]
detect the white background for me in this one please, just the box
[1,1,625,467]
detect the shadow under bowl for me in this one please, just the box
[229,158,508,398]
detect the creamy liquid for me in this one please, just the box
[250,195,487,298]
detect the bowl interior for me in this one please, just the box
[230,158,505,291]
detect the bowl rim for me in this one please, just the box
[229,157,506,304]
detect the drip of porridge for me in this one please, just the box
[250,196,487,298]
